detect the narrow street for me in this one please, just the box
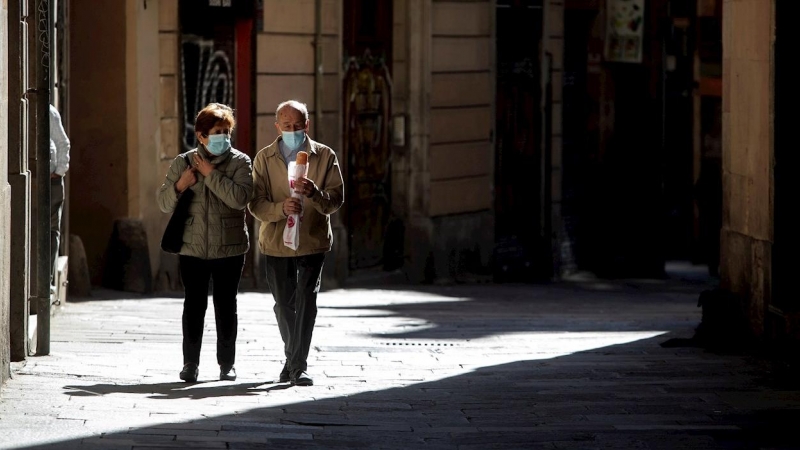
[1,265,798,449]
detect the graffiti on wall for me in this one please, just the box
[180,35,234,151]
[343,50,393,270]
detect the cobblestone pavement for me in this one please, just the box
[1,269,799,449]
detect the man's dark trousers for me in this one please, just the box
[179,254,245,368]
[265,253,325,374]
[50,176,65,284]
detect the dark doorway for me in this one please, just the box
[494,0,544,282]
[773,0,798,313]
[179,0,255,156]
[661,12,697,262]
[693,5,723,277]
[561,8,596,273]
[342,0,393,272]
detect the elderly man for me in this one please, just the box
[248,100,344,386]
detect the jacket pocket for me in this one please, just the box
[221,215,246,245]
[181,216,194,243]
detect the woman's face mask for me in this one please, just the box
[206,133,231,156]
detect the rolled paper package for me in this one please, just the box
[284,151,310,250]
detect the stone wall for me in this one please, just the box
[395,0,497,283]
[152,0,180,291]
[7,0,30,362]
[128,0,164,283]
[1,0,11,385]
[720,0,774,337]
[69,0,131,285]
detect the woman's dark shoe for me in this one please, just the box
[220,365,236,381]
[180,363,198,382]
[279,363,291,383]
[291,371,313,386]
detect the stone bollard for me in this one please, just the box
[102,218,153,294]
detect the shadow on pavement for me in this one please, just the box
[325,282,704,341]
[63,381,292,401]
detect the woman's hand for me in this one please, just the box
[282,197,303,216]
[193,153,215,177]
[175,166,197,193]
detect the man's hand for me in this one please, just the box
[175,166,197,193]
[295,176,319,198]
[193,153,215,177]
[50,173,63,180]
[283,197,303,216]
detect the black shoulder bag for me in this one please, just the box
[160,154,194,254]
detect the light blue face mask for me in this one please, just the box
[206,134,231,156]
[282,130,306,150]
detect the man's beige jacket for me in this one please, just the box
[248,136,344,257]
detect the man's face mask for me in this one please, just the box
[206,134,231,156]
[282,130,305,150]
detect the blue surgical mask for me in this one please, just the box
[282,130,306,150]
[206,134,231,156]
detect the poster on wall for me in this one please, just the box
[604,0,645,63]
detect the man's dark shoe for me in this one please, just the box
[279,363,291,383]
[291,371,313,386]
[179,363,198,383]
[220,365,236,381]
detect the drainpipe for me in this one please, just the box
[35,0,52,356]
[314,0,323,139]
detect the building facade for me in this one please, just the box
[61,0,567,292]
[721,0,796,341]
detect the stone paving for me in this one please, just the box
[1,269,799,449]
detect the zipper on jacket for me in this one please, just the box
[203,164,210,260]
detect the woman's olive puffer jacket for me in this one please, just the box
[157,147,253,259]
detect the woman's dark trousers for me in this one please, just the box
[265,253,325,374]
[179,254,245,368]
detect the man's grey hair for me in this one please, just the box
[275,100,309,122]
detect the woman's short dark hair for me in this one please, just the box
[195,103,236,137]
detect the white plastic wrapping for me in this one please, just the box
[283,156,309,250]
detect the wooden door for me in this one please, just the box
[494,0,544,281]
[342,0,393,271]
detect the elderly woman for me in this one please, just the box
[157,102,253,383]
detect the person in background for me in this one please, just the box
[157,103,253,383]
[248,100,344,387]
[50,104,70,295]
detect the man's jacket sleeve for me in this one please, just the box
[308,149,344,216]
[248,152,285,223]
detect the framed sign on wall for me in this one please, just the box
[604,0,645,63]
